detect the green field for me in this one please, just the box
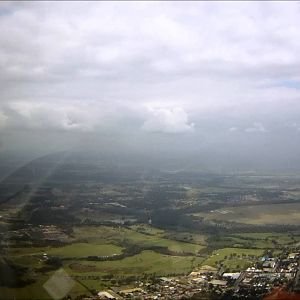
[2,222,294,300]
[0,225,207,300]
[207,232,300,249]
[232,232,300,246]
[201,248,264,272]
[6,243,123,258]
[47,243,123,257]
[73,225,205,254]
[0,249,204,300]
[66,250,203,276]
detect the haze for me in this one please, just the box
[1,1,300,171]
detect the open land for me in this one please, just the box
[193,202,300,225]
[0,153,300,299]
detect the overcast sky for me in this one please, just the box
[1,1,300,170]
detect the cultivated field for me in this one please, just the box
[193,202,300,225]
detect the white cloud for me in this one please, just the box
[229,127,238,132]
[4,101,101,132]
[142,106,194,133]
[245,122,267,133]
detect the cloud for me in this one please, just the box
[1,2,300,168]
[1,2,300,85]
[2,101,101,132]
[0,110,7,130]
[229,127,238,132]
[245,122,267,133]
[142,106,194,133]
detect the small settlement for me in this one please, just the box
[89,248,300,299]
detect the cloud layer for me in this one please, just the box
[1,1,300,169]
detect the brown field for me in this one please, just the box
[193,202,300,225]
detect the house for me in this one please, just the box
[262,259,276,272]
[210,279,227,286]
[288,253,299,260]
[222,272,241,280]
[97,290,122,299]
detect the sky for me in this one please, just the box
[1,1,300,171]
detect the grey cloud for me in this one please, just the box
[0,110,7,129]
[1,2,300,170]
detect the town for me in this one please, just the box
[94,247,300,299]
